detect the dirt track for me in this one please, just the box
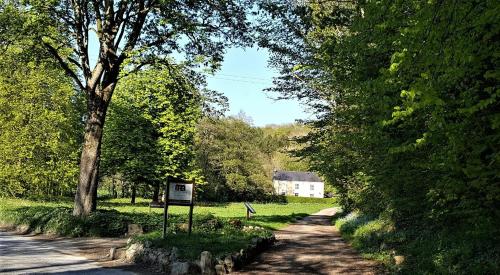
[235,208,379,275]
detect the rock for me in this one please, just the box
[394,255,405,265]
[170,261,189,275]
[16,225,30,235]
[177,223,189,232]
[200,251,215,275]
[115,247,126,260]
[143,240,152,248]
[159,256,171,272]
[143,249,159,264]
[109,247,116,260]
[125,243,144,262]
[214,264,225,275]
[229,219,243,229]
[127,237,134,246]
[224,255,234,273]
[127,224,143,236]
[231,253,241,269]
[170,247,179,262]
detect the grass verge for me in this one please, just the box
[333,211,500,274]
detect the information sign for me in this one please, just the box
[162,177,195,239]
[168,182,194,205]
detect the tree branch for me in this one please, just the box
[43,42,85,91]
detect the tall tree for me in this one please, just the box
[3,0,253,215]
[101,65,203,203]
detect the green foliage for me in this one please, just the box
[282,196,336,204]
[259,0,500,273]
[101,65,203,196]
[0,6,82,197]
[195,117,275,201]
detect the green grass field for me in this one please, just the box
[100,197,335,229]
[0,197,336,230]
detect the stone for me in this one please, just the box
[177,223,189,232]
[109,247,116,260]
[224,255,234,273]
[16,225,30,235]
[394,255,405,265]
[170,247,179,262]
[115,247,126,260]
[144,249,160,264]
[170,261,189,275]
[214,264,225,275]
[127,237,134,245]
[159,256,171,272]
[127,224,143,236]
[200,251,215,275]
[125,243,144,262]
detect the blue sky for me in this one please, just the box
[204,47,311,126]
[88,35,310,126]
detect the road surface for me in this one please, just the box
[235,208,379,275]
[0,231,134,274]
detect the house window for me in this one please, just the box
[310,194,314,197]
[310,184,314,191]
[281,191,286,195]
[294,193,299,197]
[295,183,299,189]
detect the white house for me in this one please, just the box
[272,170,324,198]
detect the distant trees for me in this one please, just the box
[192,116,311,201]
[195,117,274,201]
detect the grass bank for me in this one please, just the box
[333,211,500,274]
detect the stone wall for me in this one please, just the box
[124,234,276,274]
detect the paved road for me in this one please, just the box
[235,208,379,275]
[0,231,134,274]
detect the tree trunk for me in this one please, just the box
[152,182,160,202]
[131,185,136,204]
[73,106,107,216]
[111,177,117,198]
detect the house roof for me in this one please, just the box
[272,170,322,182]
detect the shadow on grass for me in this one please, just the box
[98,200,230,209]
[222,213,311,230]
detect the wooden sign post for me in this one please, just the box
[244,202,256,220]
[162,177,195,239]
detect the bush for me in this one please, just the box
[0,206,165,237]
[263,195,337,204]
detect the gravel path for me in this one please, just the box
[0,231,134,274]
[235,208,379,275]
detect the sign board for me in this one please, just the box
[244,202,256,219]
[244,202,256,214]
[163,177,195,238]
[168,181,194,205]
